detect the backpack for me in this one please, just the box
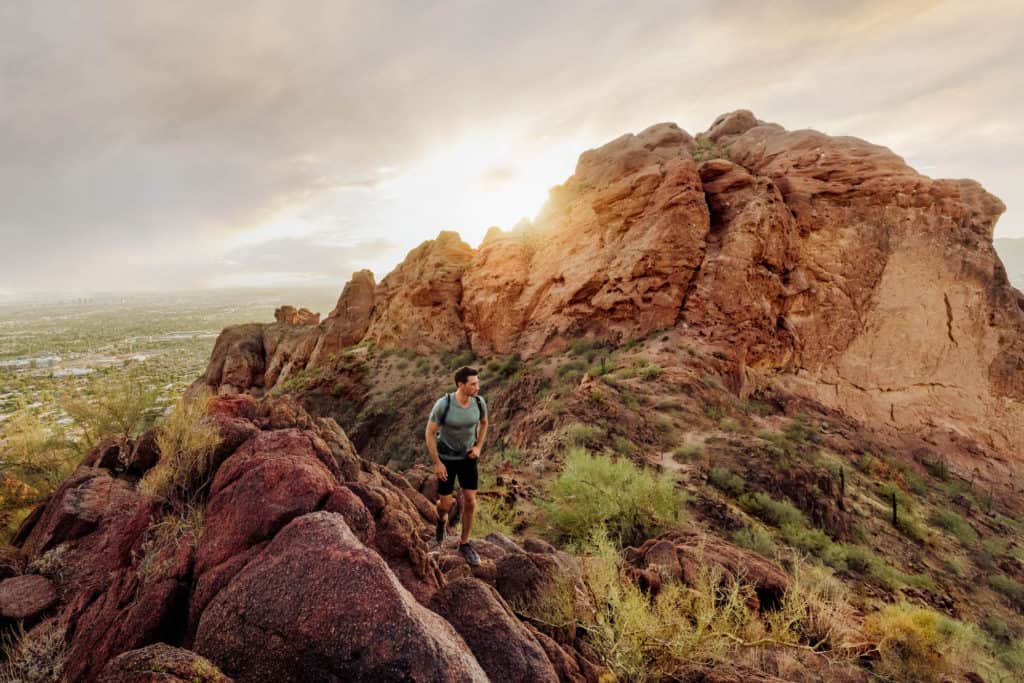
[439,392,484,426]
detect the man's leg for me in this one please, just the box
[458,488,477,544]
[435,459,456,545]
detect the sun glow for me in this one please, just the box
[381,126,585,246]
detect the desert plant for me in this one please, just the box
[543,449,684,547]
[708,467,745,496]
[560,423,607,449]
[0,415,77,537]
[471,496,517,537]
[0,620,68,683]
[989,574,1024,610]
[672,443,703,463]
[731,527,776,558]
[140,390,221,509]
[931,509,978,545]
[862,604,972,683]
[59,371,160,452]
[739,492,807,529]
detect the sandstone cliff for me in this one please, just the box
[200,111,1024,476]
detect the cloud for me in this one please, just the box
[1,0,1022,296]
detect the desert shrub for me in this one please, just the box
[0,414,77,536]
[611,436,636,456]
[560,423,607,449]
[981,537,1010,558]
[731,527,776,558]
[744,399,777,416]
[931,509,978,544]
[0,620,68,683]
[621,392,639,410]
[547,399,566,416]
[739,492,806,529]
[472,497,517,537]
[780,523,831,555]
[543,449,684,547]
[982,614,1022,645]
[718,417,740,433]
[140,390,222,509]
[702,402,723,422]
[60,371,159,452]
[484,354,522,381]
[862,604,972,683]
[821,543,934,591]
[557,359,588,378]
[708,467,744,496]
[672,443,703,463]
[441,349,476,370]
[137,505,205,585]
[921,456,950,480]
[534,532,855,680]
[640,364,662,381]
[989,574,1024,609]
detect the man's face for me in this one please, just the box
[460,375,480,395]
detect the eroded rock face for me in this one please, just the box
[363,231,474,353]
[196,110,1023,472]
[194,512,488,683]
[464,123,709,357]
[308,269,376,367]
[0,574,57,621]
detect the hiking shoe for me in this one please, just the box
[435,518,447,546]
[459,542,481,567]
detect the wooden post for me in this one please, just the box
[891,492,898,527]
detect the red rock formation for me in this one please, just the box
[197,111,1023,473]
[98,644,232,682]
[273,305,320,326]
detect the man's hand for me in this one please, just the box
[434,460,448,481]
[467,446,481,460]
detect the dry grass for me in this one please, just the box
[0,620,68,683]
[140,389,221,509]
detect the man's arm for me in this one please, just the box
[468,417,488,460]
[425,421,447,480]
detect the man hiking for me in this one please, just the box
[425,365,488,567]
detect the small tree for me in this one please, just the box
[60,372,159,452]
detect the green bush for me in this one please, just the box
[739,492,806,528]
[672,443,703,463]
[543,448,685,547]
[780,523,831,555]
[611,436,636,456]
[441,349,476,369]
[707,467,744,496]
[59,371,160,452]
[140,391,222,509]
[640,364,662,381]
[731,527,776,558]
[989,574,1024,609]
[931,509,978,544]
[560,423,607,449]
[863,604,965,682]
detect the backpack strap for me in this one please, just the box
[440,393,451,426]
[440,393,485,426]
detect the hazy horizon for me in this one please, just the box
[3,1,1022,297]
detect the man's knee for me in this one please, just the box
[461,490,477,510]
[437,494,454,512]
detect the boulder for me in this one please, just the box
[99,643,232,682]
[0,574,57,621]
[194,512,488,682]
[432,577,558,683]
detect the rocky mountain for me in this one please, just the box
[204,110,1024,486]
[3,112,1023,682]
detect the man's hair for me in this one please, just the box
[454,366,479,386]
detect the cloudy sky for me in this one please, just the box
[1,0,1022,298]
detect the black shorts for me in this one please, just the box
[437,457,478,496]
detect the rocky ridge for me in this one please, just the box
[201,111,1023,481]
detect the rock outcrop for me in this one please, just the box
[2,395,602,682]
[196,111,1023,475]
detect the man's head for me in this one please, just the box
[454,366,480,395]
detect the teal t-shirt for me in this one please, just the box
[429,393,487,460]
